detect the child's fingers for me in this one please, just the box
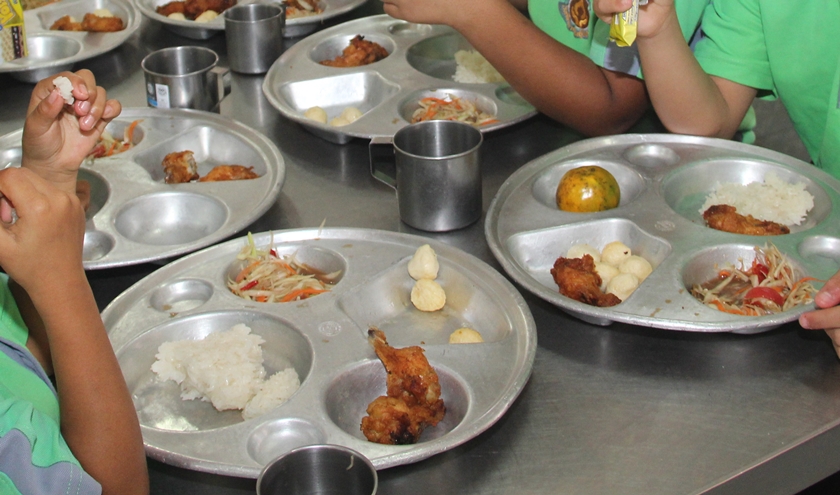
[815,271,840,309]
[78,85,115,131]
[800,305,840,332]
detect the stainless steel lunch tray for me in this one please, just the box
[103,228,537,477]
[0,0,140,83]
[0,107,285,269]
[134,0,367,39]
[262,15,537,144]
[486,134,840,334]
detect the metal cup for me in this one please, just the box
[370,120,483,232]
[141,46,231,112]
[256,444,378,495]
[224,3,285,74]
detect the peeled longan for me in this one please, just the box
[340,106,363,123]
[594,261,620,292]
[606,273,639,301]
[329,116,350,127]
[408,244,439,280]
[619,255,653,282]
[567,243,600,262]
[194,9,218,22]
[601,241,632,267]
[304,106,327,124]
[449,328,484,344]
[411,279,446,312]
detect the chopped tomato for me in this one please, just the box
[749,262,769,283]
[744,286,784,307]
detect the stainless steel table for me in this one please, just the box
[2,4,840,493]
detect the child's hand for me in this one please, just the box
[0,167,86,299]
[382,0,475,28]
[21,70,121,196]
[593,0,675,38]
[800,271,840,359]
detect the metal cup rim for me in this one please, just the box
[141,46,219,78]
[256,444,378,495]
[393,120,483,161]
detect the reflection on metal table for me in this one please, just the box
[1,3,840,494]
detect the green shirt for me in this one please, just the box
[694,0,840,178]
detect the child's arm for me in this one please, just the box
[0,168,148,495]
[800,271,840,359]
[593,0,755,138]
[383,0,651,136]
[21,70,121,195]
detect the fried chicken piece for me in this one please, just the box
[703,204,790,236]
[360,328,445,445]
[551,254,621,307]
[184,0,235,19]
[81,13,125,31]
[198,165,259,182]
[162,151,199,184]
[156,0,186,16]
[320,35,389,68]
[50,15,84,31]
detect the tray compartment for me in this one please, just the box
[114,191,228,245]
[405,32,474,81]
[798,236,840,273]
[531,158,647,211]
[247,418,327,465]
[310,33,396,66]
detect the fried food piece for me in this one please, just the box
[81,13,125,31]
[184,0,235,19]
[320,35,389,68]
[198,165,259,182]
[156,0,186,16]
[285,0,322,18]
[551,254,621,307]
[162,151,199,184]
[703,204,790,236]
[360,328,445,445]
[50,15,84,31]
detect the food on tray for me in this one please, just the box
[320,35,389,67]
[699,172,814,227]
[155,0,235,21]
[329,106,363,127]
[162,150,199,184]
[87,119,142,158]
[53,76,74,105]
[556,165,620,212]
[702,204,790,236]
[551,255,621,307]
[284,0,322,18]
[453,50,506,84]
[690,243,818,316]
[304,106,328,124]
[411,94,498,126]
[449,328,483,344]
[50,11,125,32]
[361,328,446,445]
[227,233,339,303]
[558,241,652,303]
[408,244,439,281]
[411,279,446,312]
[151,323,301,420]
[198,165,259,182]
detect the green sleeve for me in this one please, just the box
[0,274,30,348]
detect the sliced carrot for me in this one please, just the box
[280,287,327,303]
[235,260,261,283]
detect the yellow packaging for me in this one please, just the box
[0,0,27,62]
[609,0,639,47]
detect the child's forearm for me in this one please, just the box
[635,9,747,138]
[452,2,649,136]
[28,272,148,495]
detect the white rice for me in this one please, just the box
[151,323,300,418]
[452,50,506,84]
[699,172,814,226]
[52,76,74,105]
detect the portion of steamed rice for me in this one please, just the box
[453,50,506,84]
[151,323,300,419]
[699,172,814,226]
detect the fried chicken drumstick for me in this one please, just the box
[360,328,445,445]
[551,254,621,307]
[703,204,790,236]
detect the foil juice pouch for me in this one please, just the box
[0,0,27,62]
[609,0,642,47]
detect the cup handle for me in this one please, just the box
[369,136,396,190]
[212,65,232,100]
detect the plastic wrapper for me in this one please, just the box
[1,0,26,62]
[609,0,643,47]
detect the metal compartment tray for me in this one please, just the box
[486,134,840,333]
[0,0,140,83]
[0,107,285,269]
[134,0,367,39]
[102,228,537,477]
[262,14,537,144]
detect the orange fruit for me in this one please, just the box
[556,166,620,212]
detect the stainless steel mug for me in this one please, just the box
[224,3,285,74]
[370,120,483,232]
[141,46,231,112]
[257,444,377,495]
